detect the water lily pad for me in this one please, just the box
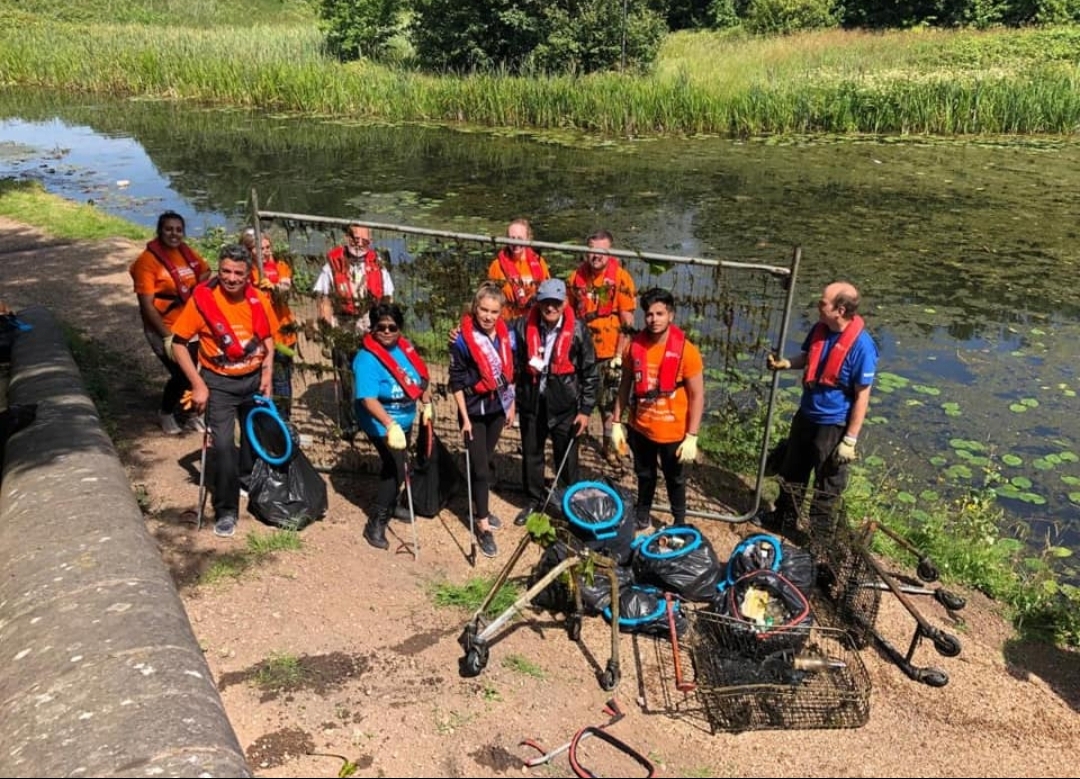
[868,416,889,425]
[912,384,941,396]
[923,307,937,314]
[945,464,973,480]
[1058,451,1079,463]
[1009,403,1028,413]
[955,448,973,460]
[1069,492,1080,504]
[1001,454,1023,466]
[1019,492,1047,505]
[1010,476,1033,489]
[918,489,940,502]
[929,455,948,467]
[1020,397,1039,408]
[1032,458,1055,471]
[1062,475,1080,486]
[1045,453,1063,465]
[878,372,909,387]
[905,399,924,407]
[1030,327,1046,336]
[996,484,1021,498]
[896,491,917,504]
[863,455,885,467]
[1065,389,1077,397]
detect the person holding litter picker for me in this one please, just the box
[610,287,705,531]
[170,244,276,539]
[761,280,877,542]
[449,282,516,558]
[353,303,434,550]
[511,278,598,526]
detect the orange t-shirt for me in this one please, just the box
[129,244,210,328]
[171,286,277,377]
[487,253,551,320]
[567,263,636,359]
[250,261,297,349]
[627,337,704,444]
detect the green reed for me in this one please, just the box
[5,20,1080,136]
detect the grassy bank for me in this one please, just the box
[3,4,1080,136]
[0,179,145,241]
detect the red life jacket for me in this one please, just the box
[803,315,865,388]
[191,280,271,364]
[361,333,430,401]
[631,325,686,400]
[496,247,545,309]
[328,245,384,315]
[525,306,576,379]
[146,238,202,313]
[260,259,280,284]
[569,257,619,321]
[461,314,513,394]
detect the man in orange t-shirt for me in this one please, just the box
[566,229,636,463]
[171,244,275,539]
[611,288,704,530]
[129,210,210,435]
[486,218,551,320]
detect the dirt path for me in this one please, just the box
[2,216,1078,778]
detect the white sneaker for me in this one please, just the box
[184,414,207,433]
[159,411,183,436]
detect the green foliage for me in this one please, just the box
[502,653,547,678]
[409,0,665,74]
[0,0,314,26]
[709,0,743,27]
[254,651,305,691]
[0,179,145,241]
[430,576,522,617]
[743,0,838,34]
[317,0,404,62]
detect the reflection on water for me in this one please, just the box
[0,90,1076,553]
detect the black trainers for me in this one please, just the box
[634,507,652,531]
[514,504,538,526]
[486,514,502,530]
[476,529,498,557]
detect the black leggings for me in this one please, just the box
[628,426,687,525]
[463,412,505,519]
[367,431,409,514]
[145,328,195,415]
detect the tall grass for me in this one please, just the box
[4,20,1080,136]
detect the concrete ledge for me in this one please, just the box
[0,306,251,778]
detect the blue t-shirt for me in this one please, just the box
[353,345,420,438]
[799,327,878,425]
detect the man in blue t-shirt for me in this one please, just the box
[764,281,878,542]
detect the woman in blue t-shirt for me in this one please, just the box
[353,303,433,550]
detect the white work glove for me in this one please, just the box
[834,435,858,464]
[767,354,791,371]
[676,433,699,464]
[387,421,407,450]
[421,402,434,424]
[163,333,176,362]
[606,356,623,382]
[610,422,629,456]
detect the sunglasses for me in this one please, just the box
[374,324,400,333]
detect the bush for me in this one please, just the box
[318,0,404,62]
[743,0,838,34]
[530,0,667,73]
[709,0,743,27]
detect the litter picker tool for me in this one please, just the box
[397,442,420,561]
[464,430,476,567]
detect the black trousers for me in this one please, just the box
[367,429,410,515]
[520,400,579,507]
[628,427,687,525]
[145,328,196,416]
[774,411,849,537]
[204,369,262,519]
[463,412,505,519]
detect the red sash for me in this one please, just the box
[328,246,384,314]
[461,314,513,394]
[192,280,271,363]
[525,306,576,378]
[569,257,619,320]
[361,333,430,401]
[146,238,202,303]
[631,325,685,399]
[496,247,545,308]
[803,315,864,388]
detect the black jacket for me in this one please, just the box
[512,313,598,429]
[448,330,513,419]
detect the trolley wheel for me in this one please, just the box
[460,645,489,678]
[598,661,620,691]
[916,558,940,583]
[915,667,949,687]
[935,589,966,611]
[566,614,583,642]
[933,632,962,658]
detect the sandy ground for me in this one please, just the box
[1,215,1078,778]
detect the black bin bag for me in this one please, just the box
[247,449,328,531]
[399,421,464,518]
[632,524,724,602]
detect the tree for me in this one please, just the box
[318,0,404,62]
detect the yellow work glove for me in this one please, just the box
[179,389,194,411]
[606,355,623,382]
[386,421,407,450]
[421,402,434,425]
[676,433,699,464]
[610,422,629,456]
[767,354,791,371]
[834,435,858,464]
[258,277,275,290]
